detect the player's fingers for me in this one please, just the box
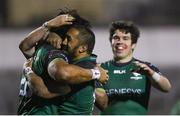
[53,40,58,48]
[63,14,74,21]
[27,58,32,62]
[134,61,144,68]
[94,66,100,70]
[105,69,108,72]
[139,64,145,68]
[26,59,32,65]
[67,17,75,21]
[135,61,147,68]
[23,58,32,68]
[56,39,61,49]
[28,60,33,67]
[143,67,148,71]
[103,81,107,85]
[106,75,109,80]
[46,36,52,43]
[96,63,101,67]
[66,14,75,20]
[63,22,73,25]
[134,61,141,65]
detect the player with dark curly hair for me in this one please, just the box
[95,20,171,115]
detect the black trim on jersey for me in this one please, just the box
[134,58,161,74]
[112,58,161,74]
[44,50,70,70]
[76,60,96,68]
[112,58,134,67]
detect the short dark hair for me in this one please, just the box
[57,8,91,28]
[109,20,140,44]
[72,25,95,54]
[51,8,91,39]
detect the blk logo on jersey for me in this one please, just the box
[113,70,126,74]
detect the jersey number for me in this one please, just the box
[19,77,31,97]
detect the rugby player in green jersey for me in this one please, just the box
[95,20,172,115]
[18,9,108,115]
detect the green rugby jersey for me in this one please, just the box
[57,55,97,115]
[18,43,70,115]
[99,58,161,115]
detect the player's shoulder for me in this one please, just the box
[134,58,153,66]
[48,49,67,57]
[101,59,114,67]
[134,58,160,73]
[48,50,69,62]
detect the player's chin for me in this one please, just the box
[114,53,124,59]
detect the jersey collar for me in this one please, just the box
[112,58,135,67]
[72,54,97,64]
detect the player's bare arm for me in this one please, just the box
[19,13,108,99]
[23,59,70,98]
[46,36,109,84]
[18,13,108,85]
[23,57,108,99]
[48,58,108,84]
[95,88,108,111]
[19,26,49,59]
[134,61,171,92]
[19,14,74,59]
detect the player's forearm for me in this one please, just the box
[48,59,94,84]
[34,87,60,99]
[95,88,108,111]
[19,26,49,59]
[62,65,93,84]
[153,75,171,92]
[29,83,60,99]
[54,64,93,84]
[27,73,60,99]
[62,65,105,84]
[150,71,171,92]
[134,61,172,93]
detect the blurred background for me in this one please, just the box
[0,0,180,114]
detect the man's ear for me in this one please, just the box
[79,45,88,53]
[132,43,136,51]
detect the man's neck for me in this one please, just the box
[114,55,133,64]
[72,53,90,61]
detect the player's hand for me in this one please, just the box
[46,14,75,28]
[46,32,62,49]
[133,61,154,76]
[96,64,109,84]
[23,58,33,69]
[23,58,34,77]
